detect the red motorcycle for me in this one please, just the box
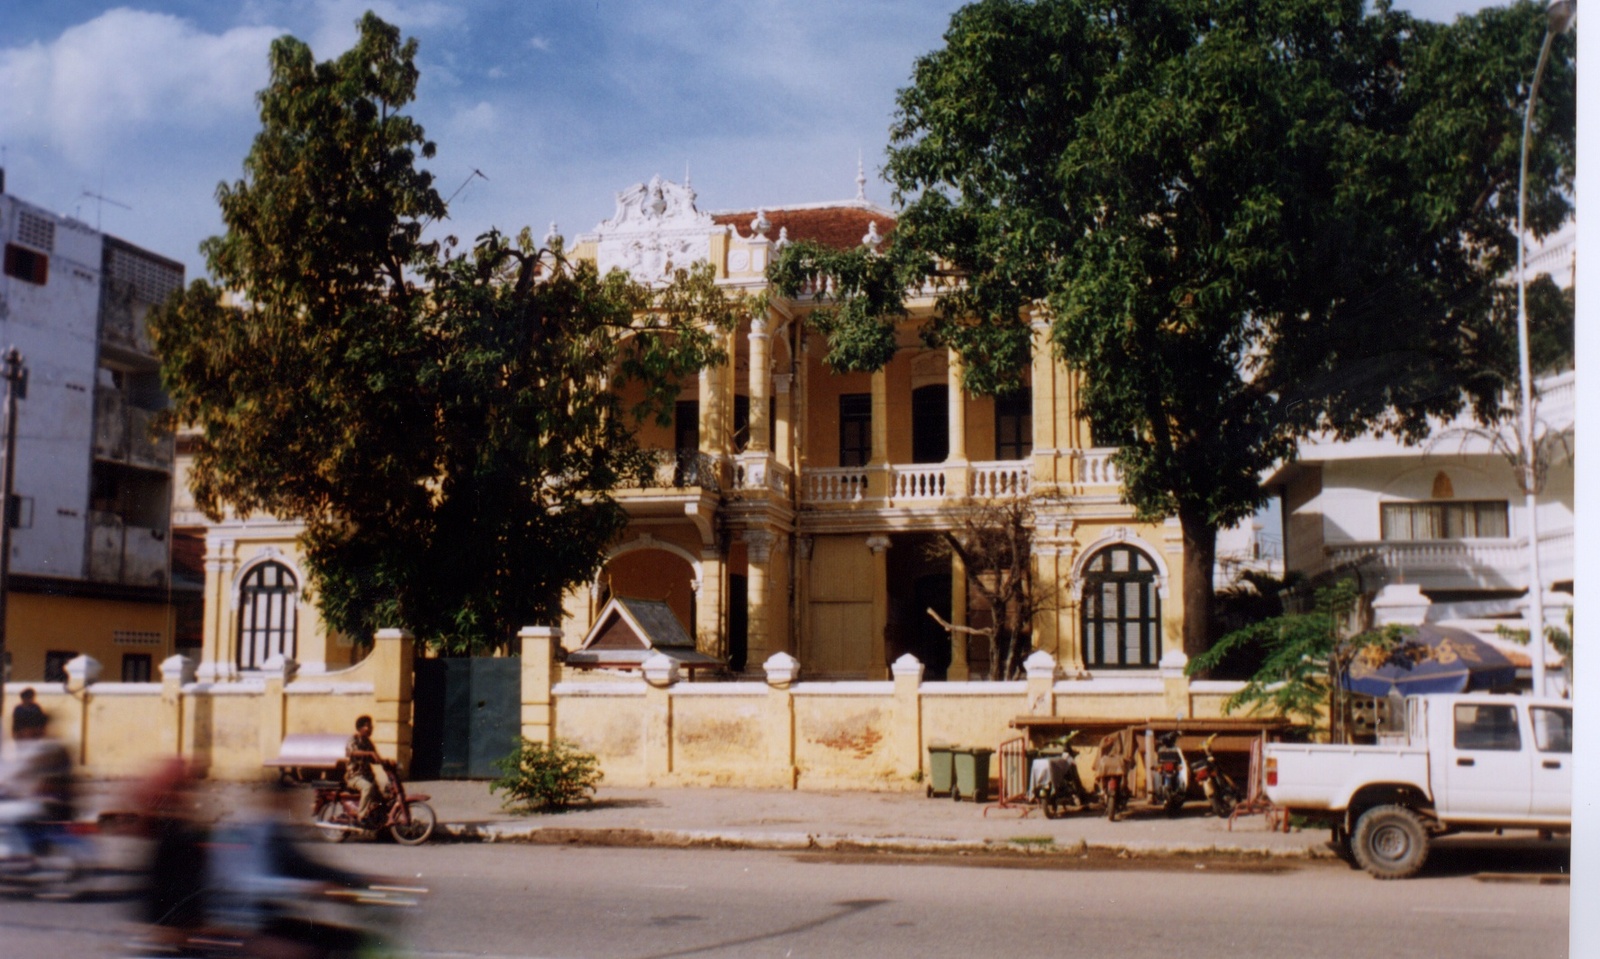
[311,760,436,845]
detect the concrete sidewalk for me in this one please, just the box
[83,776,1339,860]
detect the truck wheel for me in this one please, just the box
[1351,805,1429,880]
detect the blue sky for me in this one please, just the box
[2,1,1510,279]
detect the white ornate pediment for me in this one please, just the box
[583,175,722,285]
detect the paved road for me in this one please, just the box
[0,842,1571,958]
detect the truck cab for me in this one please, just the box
[1263,693,1572,878]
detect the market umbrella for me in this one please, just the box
[1341,624,1518,697]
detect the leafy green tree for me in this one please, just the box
[152,14,739,652]
[1188,581,1406,738]
[771,0,1574,661]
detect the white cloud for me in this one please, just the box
[527,35,551,52]
[301,0,461,57]
[449,102,497,137]
[0,9,277,167]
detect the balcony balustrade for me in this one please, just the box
[1321,530,1573,589]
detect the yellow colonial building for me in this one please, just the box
[555,175,1187,682]
[176,175,1189,688]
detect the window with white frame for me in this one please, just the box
[1379,501,1509,541]
[1079,545,1161,669]
[237,561,298,670]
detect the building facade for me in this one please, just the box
[0,183,185,682]
[555,175,1191,681]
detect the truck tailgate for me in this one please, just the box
[1265,743,1430,810]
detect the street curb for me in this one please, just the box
[435,822,1338,861]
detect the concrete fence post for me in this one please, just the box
[1158,650,1190,719]
[518,626,560,745]
[370,628,415,773]
[1023,649,1057,716]
[259,654,297,768]
[641,652,678,783]
[890,653,924,780]
[763,652,800,788]
[62,655,101,768]
[159,655,194,759]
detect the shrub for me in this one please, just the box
[490,738,604,813]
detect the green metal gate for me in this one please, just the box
[411,657,521,779]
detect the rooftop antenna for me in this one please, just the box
[80,189,131,232]
[427,168,488,228]
[855,150,867,202]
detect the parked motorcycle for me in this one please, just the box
[1030,732,1092,819]
[1149,731,1190,817]
[311,760,436,845]
[0,819,96,900]
[1191,733,1243,818]
[1095,729,1136,822]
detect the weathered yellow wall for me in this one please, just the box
[6,593,173,681]
[82,690,168,777]
[921,688,1029,753]
[554,689,648,784]
[669,691,768,784]
[792,694,900,788]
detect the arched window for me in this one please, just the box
[238,561,298,670]
[1080,545,1160,669]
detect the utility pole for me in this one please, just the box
[0,347,24,751]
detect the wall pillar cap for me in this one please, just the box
[1023,649,1058,681]
[517,625,563,641]
[891,653,925,683]
[641,652,680,687]
[64,654,102,692]
[260,654,299,682]
[763,651,801,686]
[1158,649,1188,679]
[374,627,415,641]
[160,654,197,684]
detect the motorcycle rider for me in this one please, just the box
[344,715,383,825]
[0,709,74,858]
[209,778,368,959]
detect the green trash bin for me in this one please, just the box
[926,743,955,798]
[951,747,994,803]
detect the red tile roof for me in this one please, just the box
[713,204,895,252]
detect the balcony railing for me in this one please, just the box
[1074,448,1122,486]
[804,468,868,503]
[970,461,1031,497]
[890,466,946,500]
[633,449,721,492]
[1321,531,1574,588]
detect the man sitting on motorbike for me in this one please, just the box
[209,778,369,959]
[344,715,383,825]
[0,712,74,858]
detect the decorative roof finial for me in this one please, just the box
[856,150,867,202]
[774,226,790,251]
[544,221,563,248]
[862,220,882,251]
[751,208,771,238]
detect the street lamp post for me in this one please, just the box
[1515,0,1574,697]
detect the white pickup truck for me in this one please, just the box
[1263,693,1572,879]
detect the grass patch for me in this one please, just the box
[1008,836,1056,847]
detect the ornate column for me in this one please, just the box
[695,546,724,658]
[1029,317,1059,489]
[948,550,970,681]
[747,315,771,452]
[946,350,967,462]
[744,529,776,669]
[945,350,969,497]
[199,536,237,683]
[867,369,890,499]
[867,534,891,678]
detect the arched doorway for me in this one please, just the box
[237,561,298,670]
[1079,545,1161,669]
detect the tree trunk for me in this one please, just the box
[1178,510,1217,666]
